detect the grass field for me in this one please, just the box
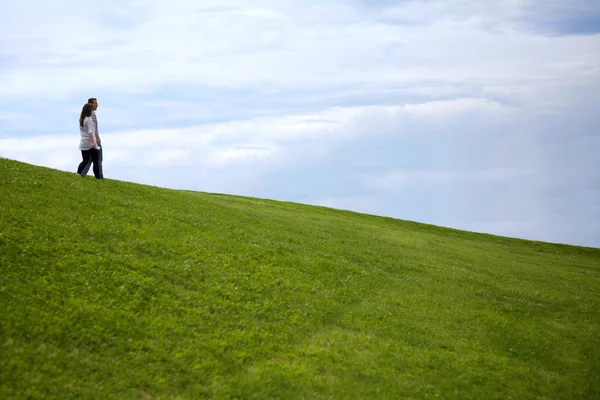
[1,157,599,399]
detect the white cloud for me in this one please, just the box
[1,98,492,169]
[365,168,530,192]
[1,0,598,99]
[0,111,29,121]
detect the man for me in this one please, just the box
[80,98,103,179]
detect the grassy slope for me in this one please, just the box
[0,158,599,400]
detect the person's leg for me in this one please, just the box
[97,146,104,179]
[80,155,92,177]
[90,148,101,179]
[77,150,92,175]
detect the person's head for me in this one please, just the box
[88,97,98,111]
[79,103,93,127]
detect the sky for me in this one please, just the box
[1,0,599,248]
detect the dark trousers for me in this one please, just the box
[77,148,101,179]
[81,146,103,178]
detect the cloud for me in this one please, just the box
[1,97,492,167]
[1,97,510,194]
[2,0,599,101]
[365,168,528,191]
[518,0,600,35]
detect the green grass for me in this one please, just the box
[1,157,599,400]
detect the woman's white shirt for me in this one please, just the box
[79,116,96,150]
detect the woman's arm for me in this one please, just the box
[89,133,97,148]
[87,119,98,148]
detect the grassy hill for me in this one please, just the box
[1,157,599,400]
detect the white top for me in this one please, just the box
[79,116,96,150]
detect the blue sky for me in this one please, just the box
[1,0,599,247]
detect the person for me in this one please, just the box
[76,103,102,179]
[80,98,103,178]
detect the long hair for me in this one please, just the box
[79,103,93,127]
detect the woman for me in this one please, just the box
[76,103,102,179]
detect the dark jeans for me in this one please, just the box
[80,146,103,178]
[77,148,101,179]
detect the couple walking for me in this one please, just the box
[76,98,103,179]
